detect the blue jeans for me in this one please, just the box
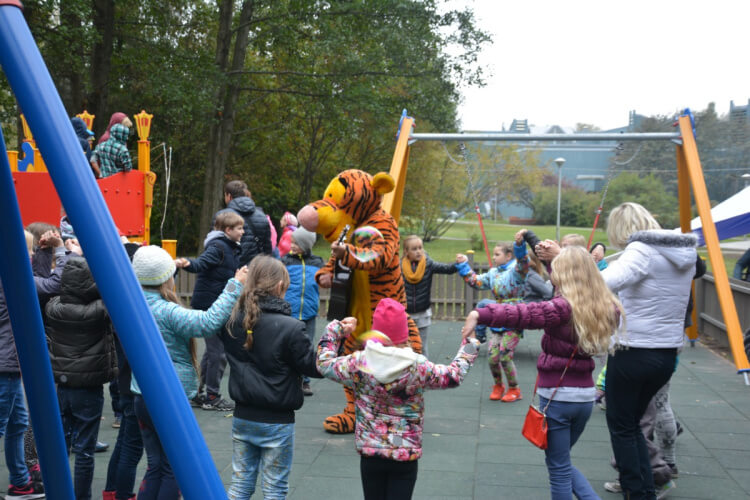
[105,393,144,499]
[538,396,599,500]
[0,373,30,487]
[58,385,104,500]
[134,395,180,499]
[228,417,294,500]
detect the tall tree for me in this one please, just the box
[198,0,256,240]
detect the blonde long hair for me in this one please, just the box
[228,256,289,350]
[152,281,200,375]
[551,246,625,354]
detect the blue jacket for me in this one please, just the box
[457,243,529,301]
[282,251,325,321]
[131,278,242,399]
[185,231,241,310]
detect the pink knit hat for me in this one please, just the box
[371,298,409,345]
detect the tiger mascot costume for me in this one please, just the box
[297,169,421,434]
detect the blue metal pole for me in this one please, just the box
[0,131,74,498]
[0,4,227,498]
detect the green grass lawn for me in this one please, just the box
[313,219,741,274]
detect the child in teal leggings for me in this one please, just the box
[455,231,528,402]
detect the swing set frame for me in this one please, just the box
[383,113,750,385]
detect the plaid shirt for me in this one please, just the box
[92,123,132,177]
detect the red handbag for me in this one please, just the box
[522,348,578,450]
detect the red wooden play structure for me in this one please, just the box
[8,110,157,242]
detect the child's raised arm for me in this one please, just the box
[422,338,480,389]
[511,238,530,281]
[455,254,493,291]
[166,272,244,338]
[176,244,224,274]
[316,319,359,387]
[465,298,572,338]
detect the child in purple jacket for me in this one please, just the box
[462,246,624,500]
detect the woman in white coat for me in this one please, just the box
[601,202,697,500]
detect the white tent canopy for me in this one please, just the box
[691,186,750,246]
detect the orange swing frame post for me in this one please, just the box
[384,112,750,384]
[677,116,750,381]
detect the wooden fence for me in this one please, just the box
[695,274,750,349]
[174,254,494,321]
[175,261,750,347]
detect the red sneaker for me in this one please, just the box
[6,479,45,499]
[489,384,506,401]
[501,387,522,402]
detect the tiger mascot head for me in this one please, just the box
[297,169,395,242]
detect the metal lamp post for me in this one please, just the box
[554,157,565,242]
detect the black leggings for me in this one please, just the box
[360,455,418,500]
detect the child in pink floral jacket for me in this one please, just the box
[316,298,480,500]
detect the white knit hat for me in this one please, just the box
[132,245,176,286]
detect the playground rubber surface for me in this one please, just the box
[2,320,749,499]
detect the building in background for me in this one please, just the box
[466,111,646,219]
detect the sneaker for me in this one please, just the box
[28,464,42,483]
[190,393,207,408]
[656,480,676,499]
[95,441,109,453]
[500,387,522,402]
[603,479,622,493]
[302,382,313,396]
[112,415,121,428]
[202,395,234,411]
[7,479,45,499]
[489,383,506,401]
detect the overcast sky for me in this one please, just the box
[456,0,750,132]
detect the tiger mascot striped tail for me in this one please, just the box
[298,169,421,434]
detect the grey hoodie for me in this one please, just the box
[602,230,697,349]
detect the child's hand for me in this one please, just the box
[41,230,63,249]
[65,239,83,256]
[174,258,190,268]
[461,310,480,340]
[455,253,468,264]
[340,317,357,336]
[514,230,526,245]
[234,265,248,284]
[536,240,561,261]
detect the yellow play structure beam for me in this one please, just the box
[677,116,749,378]
[382,116,413,223]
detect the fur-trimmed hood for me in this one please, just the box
[628,230,697,270]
